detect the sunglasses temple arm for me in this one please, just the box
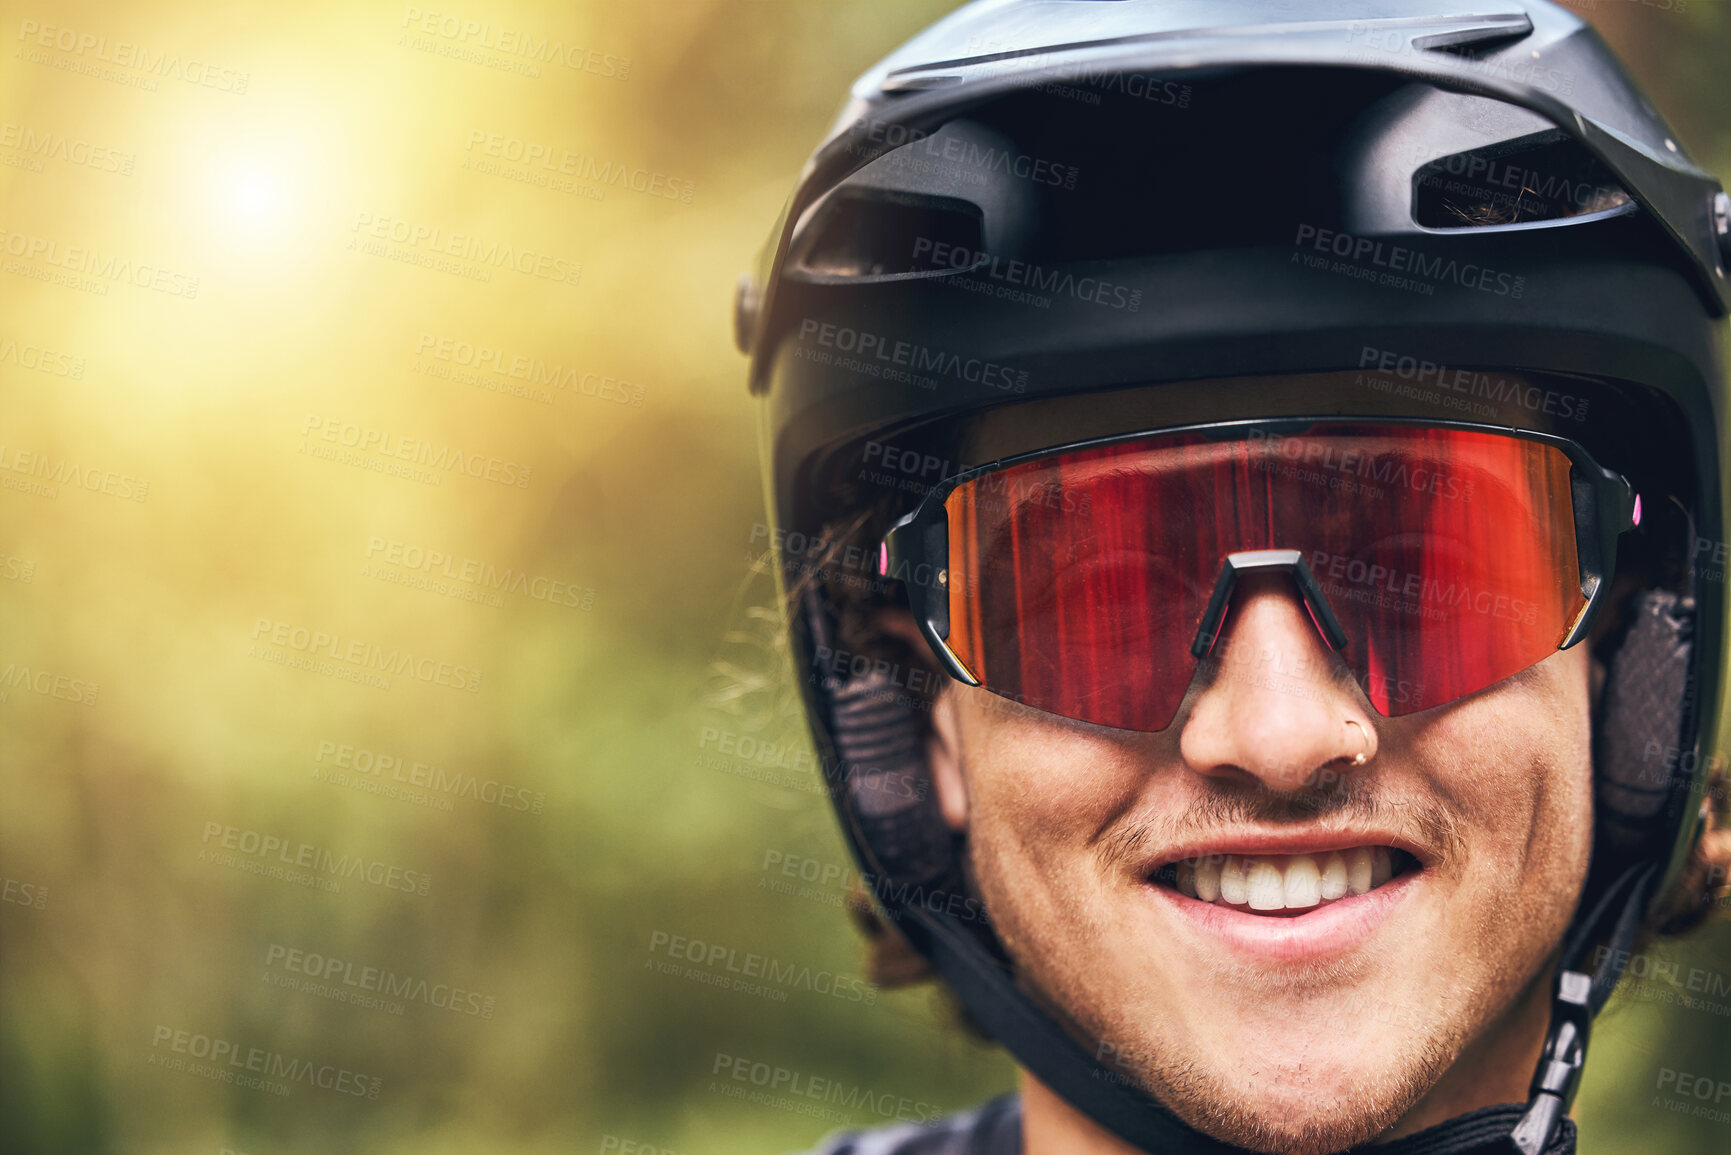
[1561,470,1640,650]
[883,512,981,687]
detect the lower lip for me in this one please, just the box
[1147,870,1422,964]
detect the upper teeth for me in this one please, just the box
[1169,848,1395,911]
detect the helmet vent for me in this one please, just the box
[1414,129,1633,229]
[793,190,986,281]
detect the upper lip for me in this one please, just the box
[1140,828,1435,876]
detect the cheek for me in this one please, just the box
[1410,647,1594,884]
[960,695,1145,843]
[957,693,1158,938]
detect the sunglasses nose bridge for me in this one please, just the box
[1190,549,1349,660]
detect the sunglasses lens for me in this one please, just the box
[940,425,1585,730]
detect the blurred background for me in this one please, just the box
[0,2,1725,1153]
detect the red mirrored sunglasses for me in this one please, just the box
[880,419,1639,731]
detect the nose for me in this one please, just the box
[1177,571,1378,791]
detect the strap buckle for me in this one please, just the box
[1509,969,1592,1153]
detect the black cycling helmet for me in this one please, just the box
[738,2,1729,1152]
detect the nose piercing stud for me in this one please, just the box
[1346,719,1370,766]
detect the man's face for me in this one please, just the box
[920,571,1595,1155]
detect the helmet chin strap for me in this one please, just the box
[1511,861,1655,1155]
[910,900,1588,1155]
[909,905,1257,1155]
[1510,582,1703,1150]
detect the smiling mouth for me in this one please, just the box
[1149,848,1421,917]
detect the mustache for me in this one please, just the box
[1099,777,1467,872]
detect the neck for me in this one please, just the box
[1021,1072,1147,1155]
[1020,960,1560,1154]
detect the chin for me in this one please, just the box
[1123,1024,1440,1155]
[1161,1083,1407,1155]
